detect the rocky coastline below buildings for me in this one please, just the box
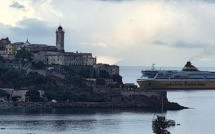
[0,95,187,111]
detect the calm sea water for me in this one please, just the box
[1,66,215,134]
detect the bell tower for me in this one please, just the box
[56,25,65,52]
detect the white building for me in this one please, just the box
[47,52,96,66]
[47,52,64,65]
[81,53,97,65]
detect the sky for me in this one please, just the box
[2,0,215,67]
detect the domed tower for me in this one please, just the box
[56,25,65,52]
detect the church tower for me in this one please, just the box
[56,25,65,52]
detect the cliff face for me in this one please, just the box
[89,88,186,110]
[111,90,186,110]
[122,94,186,110]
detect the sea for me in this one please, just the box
[1,66,215,134]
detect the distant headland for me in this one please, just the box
[0,26,186,110]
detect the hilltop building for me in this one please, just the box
[0,37,10,48]
[0,37,11,58]
[20,25,96,66]
[0,25,97,66]
[93,64,119,78]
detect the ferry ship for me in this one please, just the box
[137,61,215,90]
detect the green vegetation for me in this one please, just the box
[112,74,122,84]
[0,59,122,102]
[0,68,110,102]
[32,61,45,69]
[78,69,90,78]
[0,55,4,61]
[25,90,44,102]
[99,70,110,78]
[96,78,106,85]
[65,75,83,88]
[0,90,10,101]
[15,48,32,61]
[152,116,171,134]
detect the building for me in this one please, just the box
[0,37,10,48]
[13,42,24,51]
[63,52,83,66]
[5,44,14,55]
[47,52,96,66]
[34,51,58,63]
[47,52,64,65]
[93,64,119,78]
[81,53,97,65]
[56,25,65,52]
[5,42,24,58]
[20,39,59,63]
[47,26,96,66]
[0,25,97,67]
[24,40,51,52]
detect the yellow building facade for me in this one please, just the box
[6,44,15,55]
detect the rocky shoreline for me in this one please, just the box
[0,101,187,110]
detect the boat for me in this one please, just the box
[167,119,176,126]
[137,61,215,90]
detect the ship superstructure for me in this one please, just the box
[137,61,215,90]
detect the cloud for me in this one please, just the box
[10,1,25,10]
[172,40,208,48]
[7,18,55,44]
[152,41,168,46]
[3,0,215,66]
[98,0,131,2]
[0,23,12,38]
[97,56,122,64]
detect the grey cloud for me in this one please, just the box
[10,1,25,10]
[98,0,215,2]
[152,40,205,48]
[202,0,215,3]
[173,40,206,48]
[0,23,12,39]
[10,18,55,44]
[98,0,131,2]
[152,40,168,46]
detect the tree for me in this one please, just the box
[0,90,10,100]
[0,70,20,88]
[66,75,83,87]
[96,78,106,85]
[32,61,45,69]
[15,47,32,61]
[99,70,110,78]
[152,115,171,134]
[25,90,44,102]
[78,69,90,78]
[0,55,4,61]
[112,74,123,84]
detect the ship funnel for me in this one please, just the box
[186,61,191,66]
[182,61,198,71]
